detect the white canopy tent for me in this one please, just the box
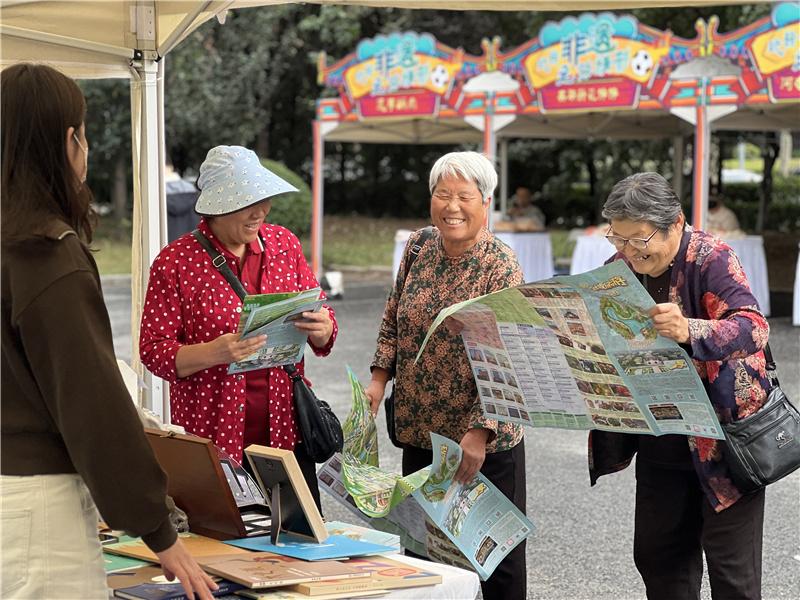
[0,0,765,414]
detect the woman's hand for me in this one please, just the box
[649,303,690,344]
[208,332,268,364]
[155,538,218,600]
[294,308,333,347]
[365,379,388,417]
[175,333,266,378]
[455,428,490,484]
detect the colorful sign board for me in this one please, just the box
[317,3,800,121]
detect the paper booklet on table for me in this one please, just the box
[228,287,323,374]
[144,429,270,540]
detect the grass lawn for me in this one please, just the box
[92,214,576,276]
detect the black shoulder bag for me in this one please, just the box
[722,343,800,493]
[384,226,435,448]
[192,230,343,463]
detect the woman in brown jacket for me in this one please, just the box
[1,63,216,599]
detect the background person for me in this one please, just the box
[139,146,336,508]
[705,194,741,234]
[591,172,770,600]
[1,63,216,600]
[507,185,546,230]
[364,151,527,600]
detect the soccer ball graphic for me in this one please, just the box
[631,50,654,78]
[430,65,450,88]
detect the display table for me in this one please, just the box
[727,236,770,317]
[393,230,554,284]
[569,235,616,275]
[793,243,800,326]
[570,234,771,316]
[494,231,554,283]
[382,554,480,599]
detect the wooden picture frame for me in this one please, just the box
[244,444,328,544]
[145,429,269,540]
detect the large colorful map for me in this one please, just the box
[417,261,723,440]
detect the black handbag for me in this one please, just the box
[722,344,800,493]
[384,226,435,448]
[284,363,343,463]
[192,229,343,463]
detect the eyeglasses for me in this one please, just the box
[605,227,660,250]
[432,190,483,204]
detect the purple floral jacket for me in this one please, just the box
[589,226,770,512]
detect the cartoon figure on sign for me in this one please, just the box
[631,49,654,77]
[430,64,450,89]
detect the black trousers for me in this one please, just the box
[633,460,765,600]
[402,441,527,600]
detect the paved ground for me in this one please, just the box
[104,274,799,600]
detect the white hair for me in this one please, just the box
[428,151,497,203]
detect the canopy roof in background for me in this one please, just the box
[0,0,766,77]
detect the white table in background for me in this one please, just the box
[727,236,770,317]
[793,243,800,326]
[569,234,771,316]
[494,231,554,283]
[569,235,616,275]
[393,230,555,284]
[381,554,480,599]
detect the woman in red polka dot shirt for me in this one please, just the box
[140,146,337,506]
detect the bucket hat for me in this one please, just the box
[195,145,298,216]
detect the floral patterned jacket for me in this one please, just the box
[589,226,770,512]
[372,227,524,451]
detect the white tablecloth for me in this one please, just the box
[793,243,800,326]
[727,236,770,317]
[569,235,616,275]
[393,230,555,284]
[494,232,554,283]
[380,554,480,599]
[569,234,771,316]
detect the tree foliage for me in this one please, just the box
[83,3,775,224]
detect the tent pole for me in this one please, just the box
[129,58,166,417]
[672,136,684,202]
[500,138,509,217]
[692,79,710,231]
[311,120,324,278]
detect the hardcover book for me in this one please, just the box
[197,552,367,589]
[288,555,442,596]
[237,588,386,600]
[113,577,244,599]
[103,533,250,563]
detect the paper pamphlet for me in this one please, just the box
[316,368,534,580]
[228,288,323,374]
[416,261,723,440]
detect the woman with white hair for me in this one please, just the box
[140,146,336,507]
[365,151,527,599]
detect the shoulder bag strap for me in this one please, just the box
[388,226,435,376]
[192,229,248,301]
[400,226,435,291]
[763,342,779,387]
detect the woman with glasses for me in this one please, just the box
[591,172,770,600]
[364,152,527,600]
